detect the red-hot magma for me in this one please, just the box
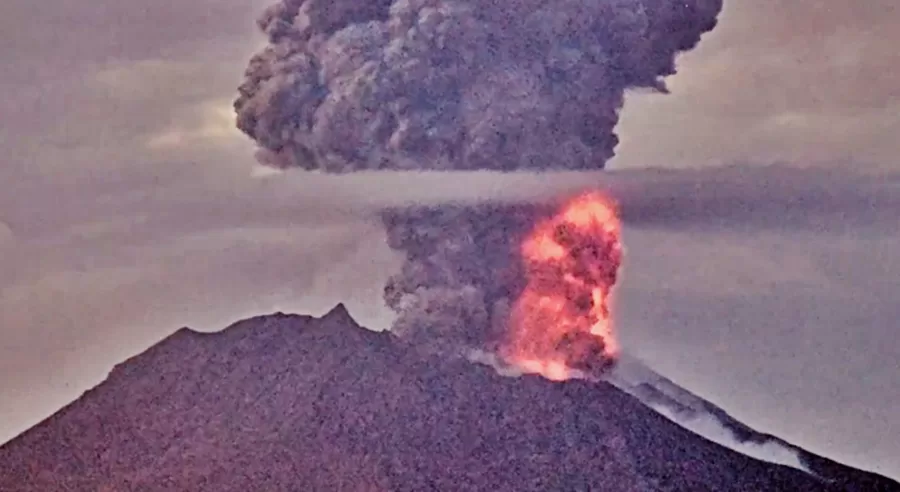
[503,192,623,380]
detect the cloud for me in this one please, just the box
[612,0,900,169]
[144,99,243,150]
[92,60,235,102]
[0,222,12,246]
[0,0,265,84]
[0,60,258,202]
[88,60,252,156]
[612,164,900,236]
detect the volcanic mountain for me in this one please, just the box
[1,305,896,491]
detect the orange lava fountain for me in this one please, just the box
[502,192,623,380]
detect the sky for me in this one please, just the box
[1,0,899,480]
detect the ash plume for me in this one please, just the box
[382,202,552,354]
[382,194,624,377]
[232,0,725,378]
[234,0,723,172]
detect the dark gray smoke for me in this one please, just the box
[381,202,554,355]
[381,194,624,376]
[235,0,723,172]
[232,1,725,372]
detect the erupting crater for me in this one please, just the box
[502,192,623,381]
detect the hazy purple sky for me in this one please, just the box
[1,0,899,479]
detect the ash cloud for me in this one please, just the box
[234,0,723,172]
[381,196,625,374]
[232,0,725,369]
[381,202,553,355]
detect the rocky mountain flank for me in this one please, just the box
[1,305,893,491]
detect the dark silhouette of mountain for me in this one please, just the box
[608,354,900,491]
[1,305,896,491]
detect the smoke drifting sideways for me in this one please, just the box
[382,193,624,379]
[234,0,723,172]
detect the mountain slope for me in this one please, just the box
[608,354,899,491]
[0,305,890,491]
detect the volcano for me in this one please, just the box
[1,306,896,491]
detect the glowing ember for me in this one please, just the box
[502,192,623,380]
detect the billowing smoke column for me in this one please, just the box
[381,202,550,353]
[235,0,723,378]
[235,0,722,172]
[382,194,623,379]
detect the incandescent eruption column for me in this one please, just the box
[234,0,724,379]
[505,193,623,380]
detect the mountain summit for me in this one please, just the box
[1,307,895,491]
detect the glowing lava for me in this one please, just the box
[502,192,623,380]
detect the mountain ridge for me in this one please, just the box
[1,305,896,491]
